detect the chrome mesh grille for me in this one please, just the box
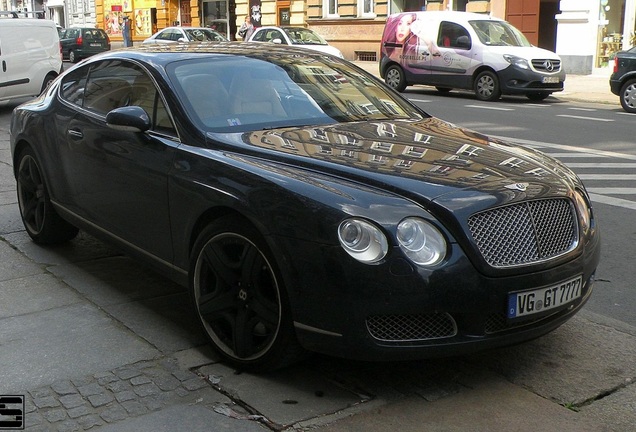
[366,313,457,342]
[467,199,577,268]
[532,59,562,72]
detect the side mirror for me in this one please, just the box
[271,38,283,45]
[178,37,188,42]
[106,106,151,133]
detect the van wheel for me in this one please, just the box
[385,65,407,92]
[474,71,501,101]
[69,50,78,63]
[40,73,57,94]
[526,92,550,101]
[619,79,636,113]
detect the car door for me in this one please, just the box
[55,59,179,262]
[429,21,477,89]
[60,28,79,58]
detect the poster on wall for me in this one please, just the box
[105,6,122,36]
[134,9,152,37]
[249,0,261,27]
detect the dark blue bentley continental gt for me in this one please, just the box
[10,43,600,371]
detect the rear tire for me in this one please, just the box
[190,216,305,372]
[385,64,407,92]
[619,79,636,113]
[40,73,57,94]
[69,50,78,63]
[474,71,501,101]
[16,146,79,244]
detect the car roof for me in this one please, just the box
[81,41,337,64]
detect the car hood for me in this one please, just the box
[210,117,578,214]
[484,45,561,61]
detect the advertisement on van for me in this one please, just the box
[380,11,565,102]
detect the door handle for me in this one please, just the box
[67,129,83,139]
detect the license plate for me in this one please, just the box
[507,275,582,319]
[90,43,101,47]
[542,76,560,84]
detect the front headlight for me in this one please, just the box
[397,218,446,266]
[573,190,592,234]
[503,54,530,70]
[338,218,388,264]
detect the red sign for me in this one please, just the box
[111,5,122,11]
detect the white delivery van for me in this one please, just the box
[0,15,63,103]
[380,11,565,101]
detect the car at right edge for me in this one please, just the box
[610,46,636,113]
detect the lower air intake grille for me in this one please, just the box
[366,313,457,342]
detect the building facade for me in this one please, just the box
[10,0,634,74]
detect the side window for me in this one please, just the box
[60,65,89,106]
[438,22,472,50]
[270,30,286,44]
[60,60,176,136]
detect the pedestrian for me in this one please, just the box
[238,15,254,41]
[122,15,132,47]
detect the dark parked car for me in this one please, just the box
[610,46,636,113]
[10,43,600,371]
[60,27,110,63]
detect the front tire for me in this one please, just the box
[385,64,407,92]
[474,70,501,101]
[16,147,79,244]
[190,216,304,372]
[619,79,636,113]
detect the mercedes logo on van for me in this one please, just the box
[543,60,555,72]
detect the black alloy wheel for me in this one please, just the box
[16,147,79,244]
[474,70,501,101]
[190,217,304,371]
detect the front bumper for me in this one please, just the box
[498,64,565,95]
[280,229,600,361]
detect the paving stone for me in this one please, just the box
[172,370,198,382]
[96,372,119,386]
[182,377,208,391]
[51,381,78,396]
[87,393,114,408]
[133,383,161,397]
[67,405,92,419]
[114,390,137,403]
[77,382,104,397]
[154,374,181,391]
[130,375,152,386]
[59,394,85,409]
[33,396,60,409]
[71,376,95,388]
[100,405,128,423]
[42,408,67,423]
[107,380,132,393]
[76,414,103,429]
[30,387,53,399]
[121,400,148,416]
[56,419,81,432]
[24,411,44,427]
[113,367,142,380]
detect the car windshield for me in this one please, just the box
[283,28,328,46]
[168,54,424,132]
[184,28,226,41]
[469,20,532,47]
